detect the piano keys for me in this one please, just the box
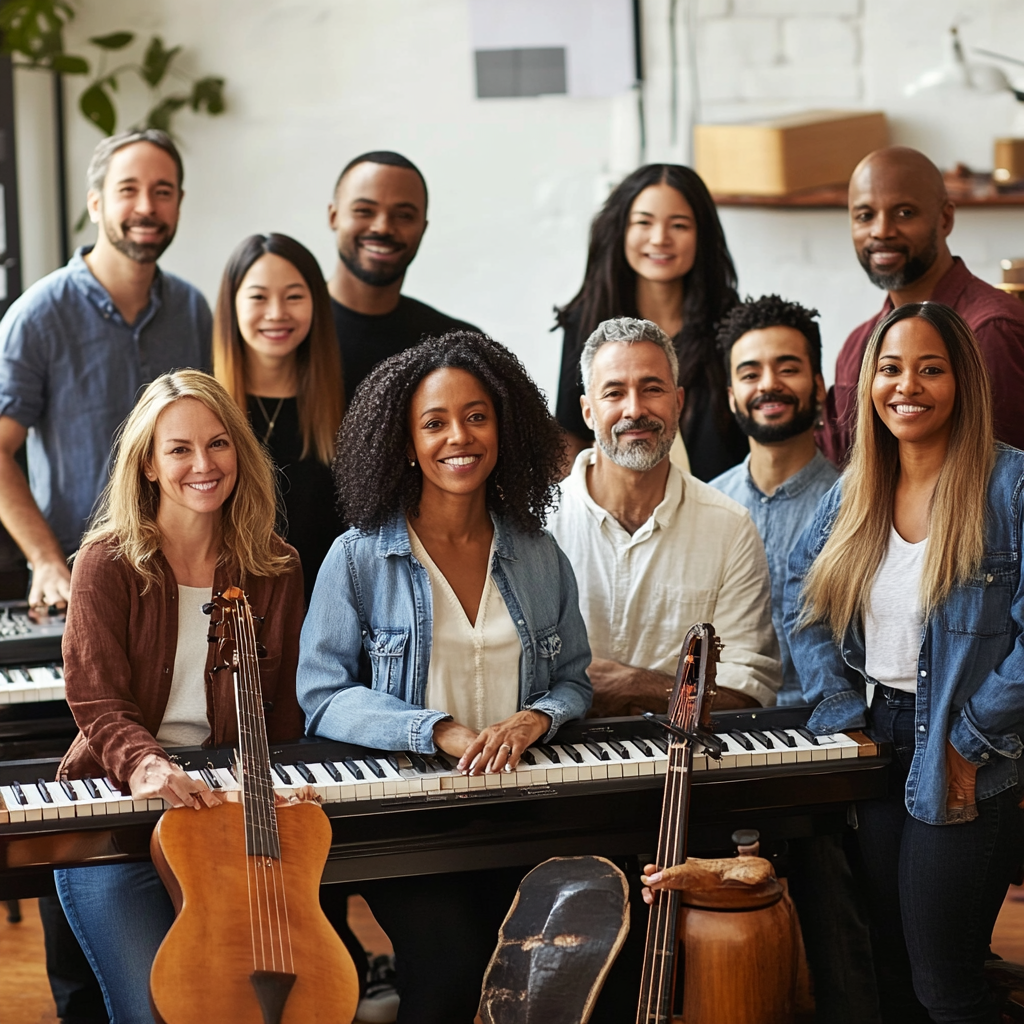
[0,708,887,899]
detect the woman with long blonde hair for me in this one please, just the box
[213,233,344,603]
[785,303,1024,1023]
[54,370,304,1024]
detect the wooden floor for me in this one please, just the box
[3,887,1024,1022]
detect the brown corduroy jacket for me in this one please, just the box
[58,536,305,789]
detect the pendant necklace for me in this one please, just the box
[254,395,285,444]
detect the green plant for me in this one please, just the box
[0,0,225,136]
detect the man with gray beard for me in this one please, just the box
[547,317,780,717]
[821,146,1024,464]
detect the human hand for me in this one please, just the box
[433,719,479,760]
[946,740,979,823]
[458,709,551,775]
[588,658,660,717]
[128,754,223,809]
[640,862,665,905]
[712,686,760,711]
[28,557,71,614]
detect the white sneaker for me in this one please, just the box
[356,954,399,1024]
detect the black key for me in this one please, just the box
[200,767,222,789]
[321,761,343,782]
[797,727,820,746]
[385,755,402,773]
[408,754,429,774]
[560,744,583,764]
[35,779,53,804]
[11,780,26,805]
[770,729,796,749]
[648,735,668,754]
[273,763,292,785]
[519,749,537,765]
[630,737,654,757]
[341,759,364,781]
[82,776,101,799]
[584,741,609,761]
[60,780,78,801]
[716,736,732,753]
[729,730,754,751]
[363,757,386,779]
[538,744,560,764]
[607,739,630,759]
[0,667,11,683]
[432,752,456,771]
[102,777,121,794]
[294,762,315,784]
[749,729,773,749]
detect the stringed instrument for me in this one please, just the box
[636,622,722,1024]
[149,587,359,1024]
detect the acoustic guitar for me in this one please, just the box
[149,586,359,1024]
[635,622,721,1024]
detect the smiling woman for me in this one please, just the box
[52,370,305,1023]
[297,331,592,1024]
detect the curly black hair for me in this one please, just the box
[334,331,566,534]
[716,294,822,377]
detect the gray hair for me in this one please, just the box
[86,128,184,195]
[580,317,679,394]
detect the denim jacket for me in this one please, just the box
[784,444,1024,825]
[297,514,592,754]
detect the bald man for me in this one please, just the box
[821,146,1024,463]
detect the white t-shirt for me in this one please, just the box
[863,527,927,694]
[156,585,212,747]
[408,525,520,733]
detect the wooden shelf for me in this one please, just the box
[713,173,1024,209]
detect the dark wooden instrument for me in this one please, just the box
[636,622,721,1024]
[148,587,358,1024]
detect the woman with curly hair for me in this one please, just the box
[298,331,591,1024]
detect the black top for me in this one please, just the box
[332,295,480,405]
[247,395,343,605]
[553,311,748,483]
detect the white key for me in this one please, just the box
[783,729,826,763]
[0,784,28,822]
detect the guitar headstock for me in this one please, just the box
[203,587,263,668]
[666,623,721,739]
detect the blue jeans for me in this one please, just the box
[858,687,1024,1024]
[55,862,175,1024]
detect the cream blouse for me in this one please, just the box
[407,524,520,732]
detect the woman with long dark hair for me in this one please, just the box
[298,331,591,1023]
[785,303,1024,1022]
[554,163,745,481]
[213,233,345,603]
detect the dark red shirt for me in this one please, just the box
[821,257,1024,464]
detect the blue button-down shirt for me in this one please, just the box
[0,247,211,554]
[711,450,838,705]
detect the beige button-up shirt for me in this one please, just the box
[548,450,782,706]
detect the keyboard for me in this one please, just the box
[0,602,74,761]
[0,708,888,899]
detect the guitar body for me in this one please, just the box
[150,800,359,1024]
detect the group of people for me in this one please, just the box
[1,125,1024,1024]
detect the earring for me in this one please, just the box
[409,459,416,467]
[496,480,506,501]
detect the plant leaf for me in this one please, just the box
[0,0,71,61]
[145,95,188,133]
[50,53,88,74]
[80,82,115,135]
[140,35,181,87]
[190,76,225,115]
[88,31,133,50]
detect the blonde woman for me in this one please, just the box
[54,370,304,1024]
[213,233,344,603]
[784,303,1024,1023]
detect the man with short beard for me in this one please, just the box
[327,151,478,404]
[547,317,780,717]
[711,297,878,1024]
[821,145,1024,464]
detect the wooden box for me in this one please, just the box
[694,109,889,197]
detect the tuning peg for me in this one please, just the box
[202,602,216,615]
[255,643,267,658]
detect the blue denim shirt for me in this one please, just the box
[784,444,1024,824]
[711,451,838,705]
[298,514,592,754]
[0,247,211,554]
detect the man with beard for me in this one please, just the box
[710,296,837,706]
[0,128,209,1024]
[327,151,478,403]
[821,145,1024,464]
[547,317,780,717]
[0,128,210,609]
[711,298,879,1024]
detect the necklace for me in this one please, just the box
[253,395,286,444]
